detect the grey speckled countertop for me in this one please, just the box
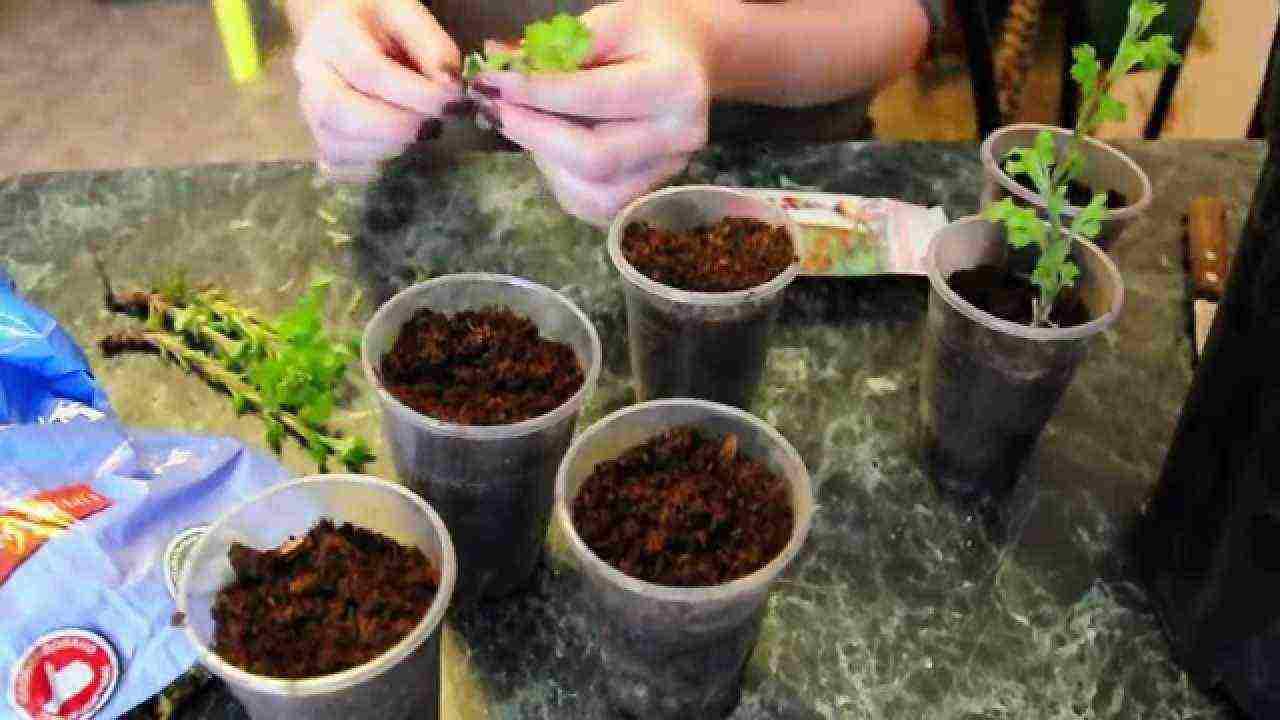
[0,140,1264,719]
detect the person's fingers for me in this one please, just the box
[577,2,634,65]
[483,38,521,57]
[326,25,460,116]
[496,102,706,182]
[298,63,422,142]
[373,0,462,79]
[478,60,706,119]
[314,128,411,166]
[535,153,689,226]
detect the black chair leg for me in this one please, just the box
[1145,0,1205,139]
[1059,0,1086,130]
[959,2,1003,137]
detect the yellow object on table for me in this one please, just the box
[212,0,262,84]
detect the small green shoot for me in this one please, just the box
[984,0,1180,327]
[463,13,593,80]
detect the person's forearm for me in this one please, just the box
[643,0,930,108]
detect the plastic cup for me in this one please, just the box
[920,216,1124,499]
[981,123,1153,249]
[362,273,602,601]
[607,186,801,410]
[178,475,456,720]
[554,399,814,719]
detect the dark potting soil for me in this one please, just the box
[211,518,439,679]
[572,426,793,587]
[381,307,584,425]
[1011,172,1128,210]
[948,265,1091,328]
[621,217,796,292]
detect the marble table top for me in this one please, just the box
[0,139,1264,719]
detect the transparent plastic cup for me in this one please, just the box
[362,273,602,601]
[607,186,801,410]
[178,475,457,720]
[920,217,1124,499]
[554,399,814,719]
[981,123,1153,249]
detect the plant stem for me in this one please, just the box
[99,329,351,466]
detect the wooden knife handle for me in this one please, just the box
[1187,196,1230,299]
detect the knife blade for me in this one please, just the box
[1186,196,1231,359]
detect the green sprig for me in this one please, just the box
[463,13,593,80]
[984,0,1180,326]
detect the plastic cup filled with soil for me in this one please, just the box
[178,475,456,720]
[362,273,602,601]
[607,186,801,410]
[980,123,1153,249]
[554,399,813,719]
[919,217,1124,501]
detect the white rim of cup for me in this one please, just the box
[606,185,803,307]
[177,475,457,697]
[925,215,1125,341]
[360,272,603,440]
[554,398,815,604]
[980,123,1153,221]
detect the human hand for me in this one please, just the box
[472,2,711,227]
[292,0,465,181]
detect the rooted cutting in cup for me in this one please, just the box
[555,399,813,719]
[608,186,801,410]
[362,273,602,601]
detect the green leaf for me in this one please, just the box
[1070,45,1101,91]
[230,391,251,416]
[1096,94,1127,125]
[1070,194,1109,239]
[302,428,330,467]
[1060,261,1081,288]
[1136,35,1182,71]
[1130,0,1166,32]
[332,436,376,472]
[265,418,284,454]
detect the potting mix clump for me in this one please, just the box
[572,426,793,586]
[211,518,439,679]
[621,217,796,292]
[380,307,584,425]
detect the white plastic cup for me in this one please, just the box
[980,123,1153,249]
[362,273,602,601]
[178,475,456,720]
[554,399,814,719]
[920,216,1124,499]
[607,186,801,410]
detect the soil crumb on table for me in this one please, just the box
[572,426,793,586]
[212,519,438,679]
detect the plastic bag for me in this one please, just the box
[0,270,293,718]
[0,269,112,427]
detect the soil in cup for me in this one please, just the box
[572,426,793,586]
[381,307,584,425]
[620,217,796,292]
[1012,172,1128,210]
[947,265,1091,328]
[211,519,438,679]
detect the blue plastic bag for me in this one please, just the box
[0,269,112,427]
[0,269,293,718]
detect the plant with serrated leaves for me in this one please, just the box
[462,13,592,79]
[984,0,1180,327]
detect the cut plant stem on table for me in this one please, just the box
[983,0,1180,327]
[100,278,374,472]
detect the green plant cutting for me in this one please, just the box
[985,0,1181,327]
[104,276,374,472]
[462,13,593,79]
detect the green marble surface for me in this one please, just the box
[0,140,1264,719]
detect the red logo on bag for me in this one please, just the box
[8,630,119,720]
[0,485,112,586]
